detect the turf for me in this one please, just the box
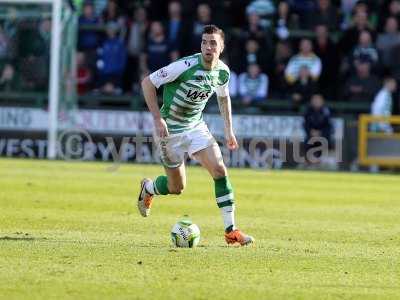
[0,158,399,299]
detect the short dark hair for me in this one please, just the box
[202,24,225,41]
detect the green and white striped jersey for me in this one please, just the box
[149,53,230,134]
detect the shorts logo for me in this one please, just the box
[184,60,191,67]
[157,68,168,78]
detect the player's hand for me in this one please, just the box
[225,130,238,150]
[154,117,169,138]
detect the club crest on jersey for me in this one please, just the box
[186,89,210,101]
[157,68,168,78]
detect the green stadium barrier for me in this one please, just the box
[0,92,371,116]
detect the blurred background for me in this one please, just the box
[0,0,400,171]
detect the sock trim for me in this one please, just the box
[217,200,234,208]
[225,225,234,233]
[216,193,234,204]
[152,181,160,195]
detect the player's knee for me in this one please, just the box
[213,164,227,178]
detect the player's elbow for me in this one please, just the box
[141,76,151,88]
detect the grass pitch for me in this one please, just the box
[0,158,399,299]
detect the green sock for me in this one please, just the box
[214,176,235,232]
[154,175,169,195]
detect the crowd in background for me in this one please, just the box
[73,0,400,114]
[0,16,51,93]
[0,0,399,120]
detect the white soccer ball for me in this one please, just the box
[171,219,200,248]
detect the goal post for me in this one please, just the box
[0,0,78,159]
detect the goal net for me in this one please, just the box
[0,0,78,158]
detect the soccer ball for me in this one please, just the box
[171,218,200,248]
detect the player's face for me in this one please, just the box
[201,33,224,63]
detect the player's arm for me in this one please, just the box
[217,95,238,150]
[141,76,168,137]
[141,59,193,137]
[216,71,238,150]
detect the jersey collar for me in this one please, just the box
[199,53,218,71]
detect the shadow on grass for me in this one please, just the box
[0,236,37,241]
[0,236,258,250]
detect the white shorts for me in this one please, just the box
[154,122,216,168]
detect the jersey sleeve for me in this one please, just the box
[149,60,190,88]
[215,70,230,97]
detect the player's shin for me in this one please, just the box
[214,176,236,232]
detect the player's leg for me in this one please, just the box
[138,164,186,217]
[149,163,186,195]
[137,134,186,217]
[192,143,254,246]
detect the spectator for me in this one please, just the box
[20,55,48,91]
[17,21,48,58]
[311,0,340,31]
[140,21,178,76]
[221,56,238,98]
[378,0,400,31]
[246,0,275,29]
[371,77,397,132]
[226,0,250,28]
[125,6,148,92]
[164,1,184,55]
[16,20,49,91]
[76,52,92,95]
[241,12,268,46]
[340,0,359,29]
[229,70,239,98]
[303,94,332,161]
[101,0,125,29]
[241,11,275,56]
[388,0,400,22]
[313,24,340,99]
[290,66,318,110]
[183,3,211,55]
[353,1,379,29]
[143,0,169,21]
[376,17,400,70]
[0,63,17,91]
[287,0,315,29]
[78,1,101,51]
[285,38,322,84]
[238,63,269,106]
[274,1,296,40]
[271,40,292,97]
[239,39,269,74]
[93,0,107,16]
[0,26,10,60]
[340,10,376,56]
[38,19,51,58]
[351,31,379,70]
[96,22,127,90]
[344,61,380,102]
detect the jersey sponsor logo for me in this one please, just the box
[156,68,168,78]
[186,89,210,101]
